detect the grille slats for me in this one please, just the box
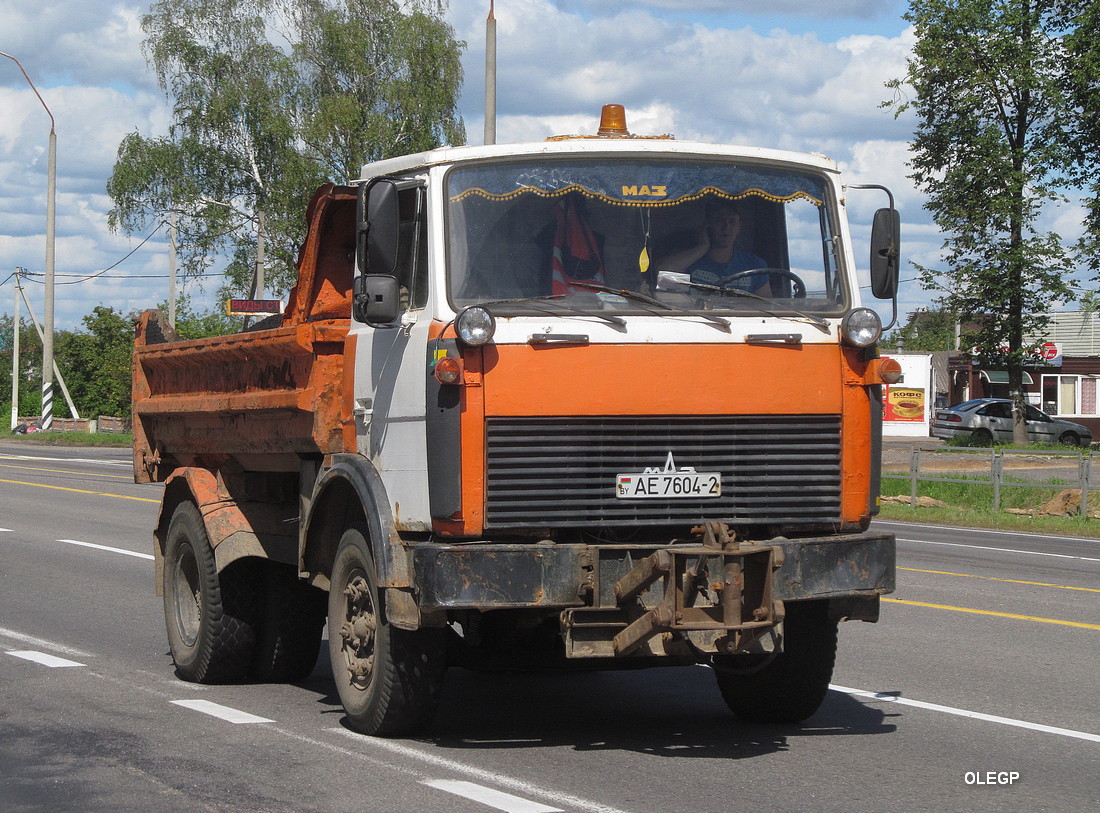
[484,415,843,528]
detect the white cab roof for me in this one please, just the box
[355,138,840,183]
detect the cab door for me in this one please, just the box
[350,177,434,531]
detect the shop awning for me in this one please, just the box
[979,370,1033,384]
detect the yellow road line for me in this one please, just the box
[0,477,160,503]
[0,462,132,480]
[883,598,1100,630]
[898,566,1100,594]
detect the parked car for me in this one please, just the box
[932,398,1093,446]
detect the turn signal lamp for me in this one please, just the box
[434,356,463,385]
[876,357,904,385]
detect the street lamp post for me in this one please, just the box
[484,1,497,146]
[2,51,56,430]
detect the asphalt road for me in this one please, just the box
[1,444,1098,812]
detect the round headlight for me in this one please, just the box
[455,306,496,346]
[841,308,882,348]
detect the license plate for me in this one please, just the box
[616,472,722,499]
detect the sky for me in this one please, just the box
[0,0,1087,333]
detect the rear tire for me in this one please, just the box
[713,600,837,724]
[163,501,258,683]
[251,561,327,682]
[328,526,446,736]
[971,428,994,446]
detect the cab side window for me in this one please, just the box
[395,186,428,310]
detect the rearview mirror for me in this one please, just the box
[353,274,401,326]
[870,207,900,299]
[356,179,400,276]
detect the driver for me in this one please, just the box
[658,199,771,295]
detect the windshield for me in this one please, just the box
[446,158,847,316]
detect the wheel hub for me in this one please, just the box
[340,575,377,685]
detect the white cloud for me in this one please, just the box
[0,0,941,329]
[569,1,892,18]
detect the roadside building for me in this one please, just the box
[944,311,1100,436]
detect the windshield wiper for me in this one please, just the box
[568,281,731,332]
[679,281,830,331]
[476,295,626,329]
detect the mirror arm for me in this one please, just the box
[847,183,895,209]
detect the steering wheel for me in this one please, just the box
[722,268,806,299]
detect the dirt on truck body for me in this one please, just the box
[134,106,898,735]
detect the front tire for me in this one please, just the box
[163,501,257,683]
[713,600,837,724]
[328,526,446,736]
[1060,431,1081,447]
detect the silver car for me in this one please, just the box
[932,398,1093,446]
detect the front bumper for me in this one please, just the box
[408,530,895,610]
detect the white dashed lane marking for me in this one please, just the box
[422,779,562,813]
[56,538,154,560]
[171,699,275,724]
[830,685,1100,743]
[8,650,85,668]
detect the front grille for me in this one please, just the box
[484,415,842,528]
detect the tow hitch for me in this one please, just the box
[562,521,784,658]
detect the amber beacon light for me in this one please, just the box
[597,104,629,136]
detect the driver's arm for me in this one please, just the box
[655,229,709,274]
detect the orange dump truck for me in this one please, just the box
[134,106,900,735]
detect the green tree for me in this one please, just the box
[881,308,958,352]
[170,294,247,339]
[0,314,44,423]
[1052,1,1100,275]
[58,307,135,419]
[132,293,247,340]
[887,0,1081,443]
[107,0,464,299]
[293,0,466,178]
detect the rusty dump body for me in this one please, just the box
[133,184,357,482]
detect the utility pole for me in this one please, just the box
[15,280,79,421]
[484,1,497,146]
[2,51,57,430]
[255,209,266,300]
[44,112,56,430]
[10,268,21,431]
[169,212,178,328]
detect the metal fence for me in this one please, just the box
[882,447,1095,518]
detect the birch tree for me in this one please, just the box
[107,0,464,297]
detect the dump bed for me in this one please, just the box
[133,184,357,482]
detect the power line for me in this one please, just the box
[55,221,166,285]
[18,271,222,282]
[0,221,171,288]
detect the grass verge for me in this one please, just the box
[2,432,132,448]
[877,502,1100,537]
[880,474,1100,538]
